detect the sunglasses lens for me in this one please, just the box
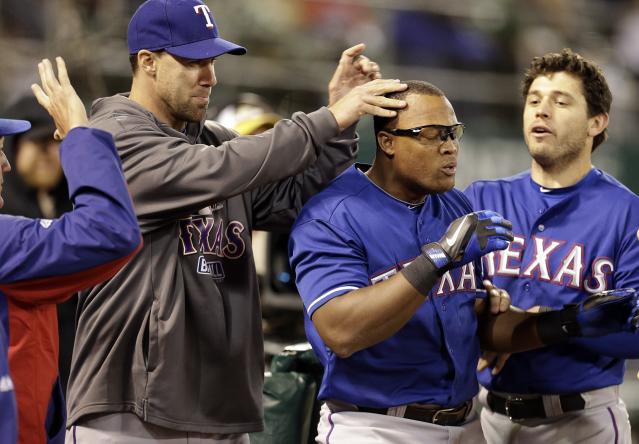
[451,124,464,141]
[420,126,442,140]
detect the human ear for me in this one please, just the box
[377,131,395,156]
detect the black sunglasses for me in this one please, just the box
[386,123,465,143]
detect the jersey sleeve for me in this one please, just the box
[571,199,639,358]
[289,218,369,318]
[249,127,358,231]
[0,127,141,305]
[95,107,341,233]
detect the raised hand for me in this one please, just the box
[328,79,407,132]
[31,57,88,140]
[328,43,382,106]
[421,210,513,273]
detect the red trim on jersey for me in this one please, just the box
[0,242,142,305]
[6,241,141,444]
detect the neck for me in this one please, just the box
[530,150,592,188]
[129,80,186,131]
[366,162,426,204]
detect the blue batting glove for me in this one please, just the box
[572,288,639,336]
[421,210,514,273]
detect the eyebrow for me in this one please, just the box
[527,89,577,100]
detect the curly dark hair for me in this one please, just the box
[521,48,612,151]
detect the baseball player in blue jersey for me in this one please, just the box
[289,79,639,444]
[465,49,639,443]
[0,58,140,444]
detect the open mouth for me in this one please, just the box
[442,164,457,176]
[531,125,552,137]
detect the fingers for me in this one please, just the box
[492,353,511,375]
[328,79,407,130]
[483,279,511,314]
[364,95,407,110]
[342,43,366,60]
[476,350,511,374]
[56,56,72,88]
[353,55,381,80]
[30,83,51,110]
[477,355,491,371]
[41,58,59,94]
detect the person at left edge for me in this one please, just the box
[0,57,141,444]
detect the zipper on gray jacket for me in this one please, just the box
[143,398,148,421]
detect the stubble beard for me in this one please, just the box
[170,100,207,124]
[528,132,587,173]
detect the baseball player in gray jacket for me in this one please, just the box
[64,1,407,443]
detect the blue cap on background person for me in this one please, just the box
[127,0,247,60]
[0,119,31,137]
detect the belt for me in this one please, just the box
[487,391,585,421]
[356,400,472,426]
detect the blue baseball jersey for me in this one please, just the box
[465,168,639,394]
[290,165,484,408]
[0,127,141,444]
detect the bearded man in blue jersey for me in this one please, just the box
[289,79,639,444]
[466,49,638,444]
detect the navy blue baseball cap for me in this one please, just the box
[0,119,31,137]
[127,0,246,60]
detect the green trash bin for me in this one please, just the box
[250,343,324,444]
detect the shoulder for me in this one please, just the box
[466,171,530,196]
[293,166,369,230]
[89,94,157,137]
[589,169,639,213]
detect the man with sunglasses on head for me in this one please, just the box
[288,79,639,443]
[465,49,639,443]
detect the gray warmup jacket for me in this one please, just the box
[66,94,357,433]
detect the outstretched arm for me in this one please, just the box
[478,289,639,353]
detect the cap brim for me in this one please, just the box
[166,37,246,60]
[0,119,31,137]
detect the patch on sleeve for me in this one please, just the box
[39,219,53,229]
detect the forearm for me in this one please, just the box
[478,307,545,353]
[250,124,358,231]
[313,273,426,358]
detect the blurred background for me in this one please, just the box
[2,0,639,440]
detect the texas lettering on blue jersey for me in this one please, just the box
[465,168,639,394]
[290,165,485,409]
[0,128,141,444]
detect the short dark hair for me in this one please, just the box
[373,80,445,136]
[522,48,612,151]
[129,54,139,73]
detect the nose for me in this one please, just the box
[199,60,217,88]
[440,138,459,155]
[535,98,551,119]
[1,156,11,173]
